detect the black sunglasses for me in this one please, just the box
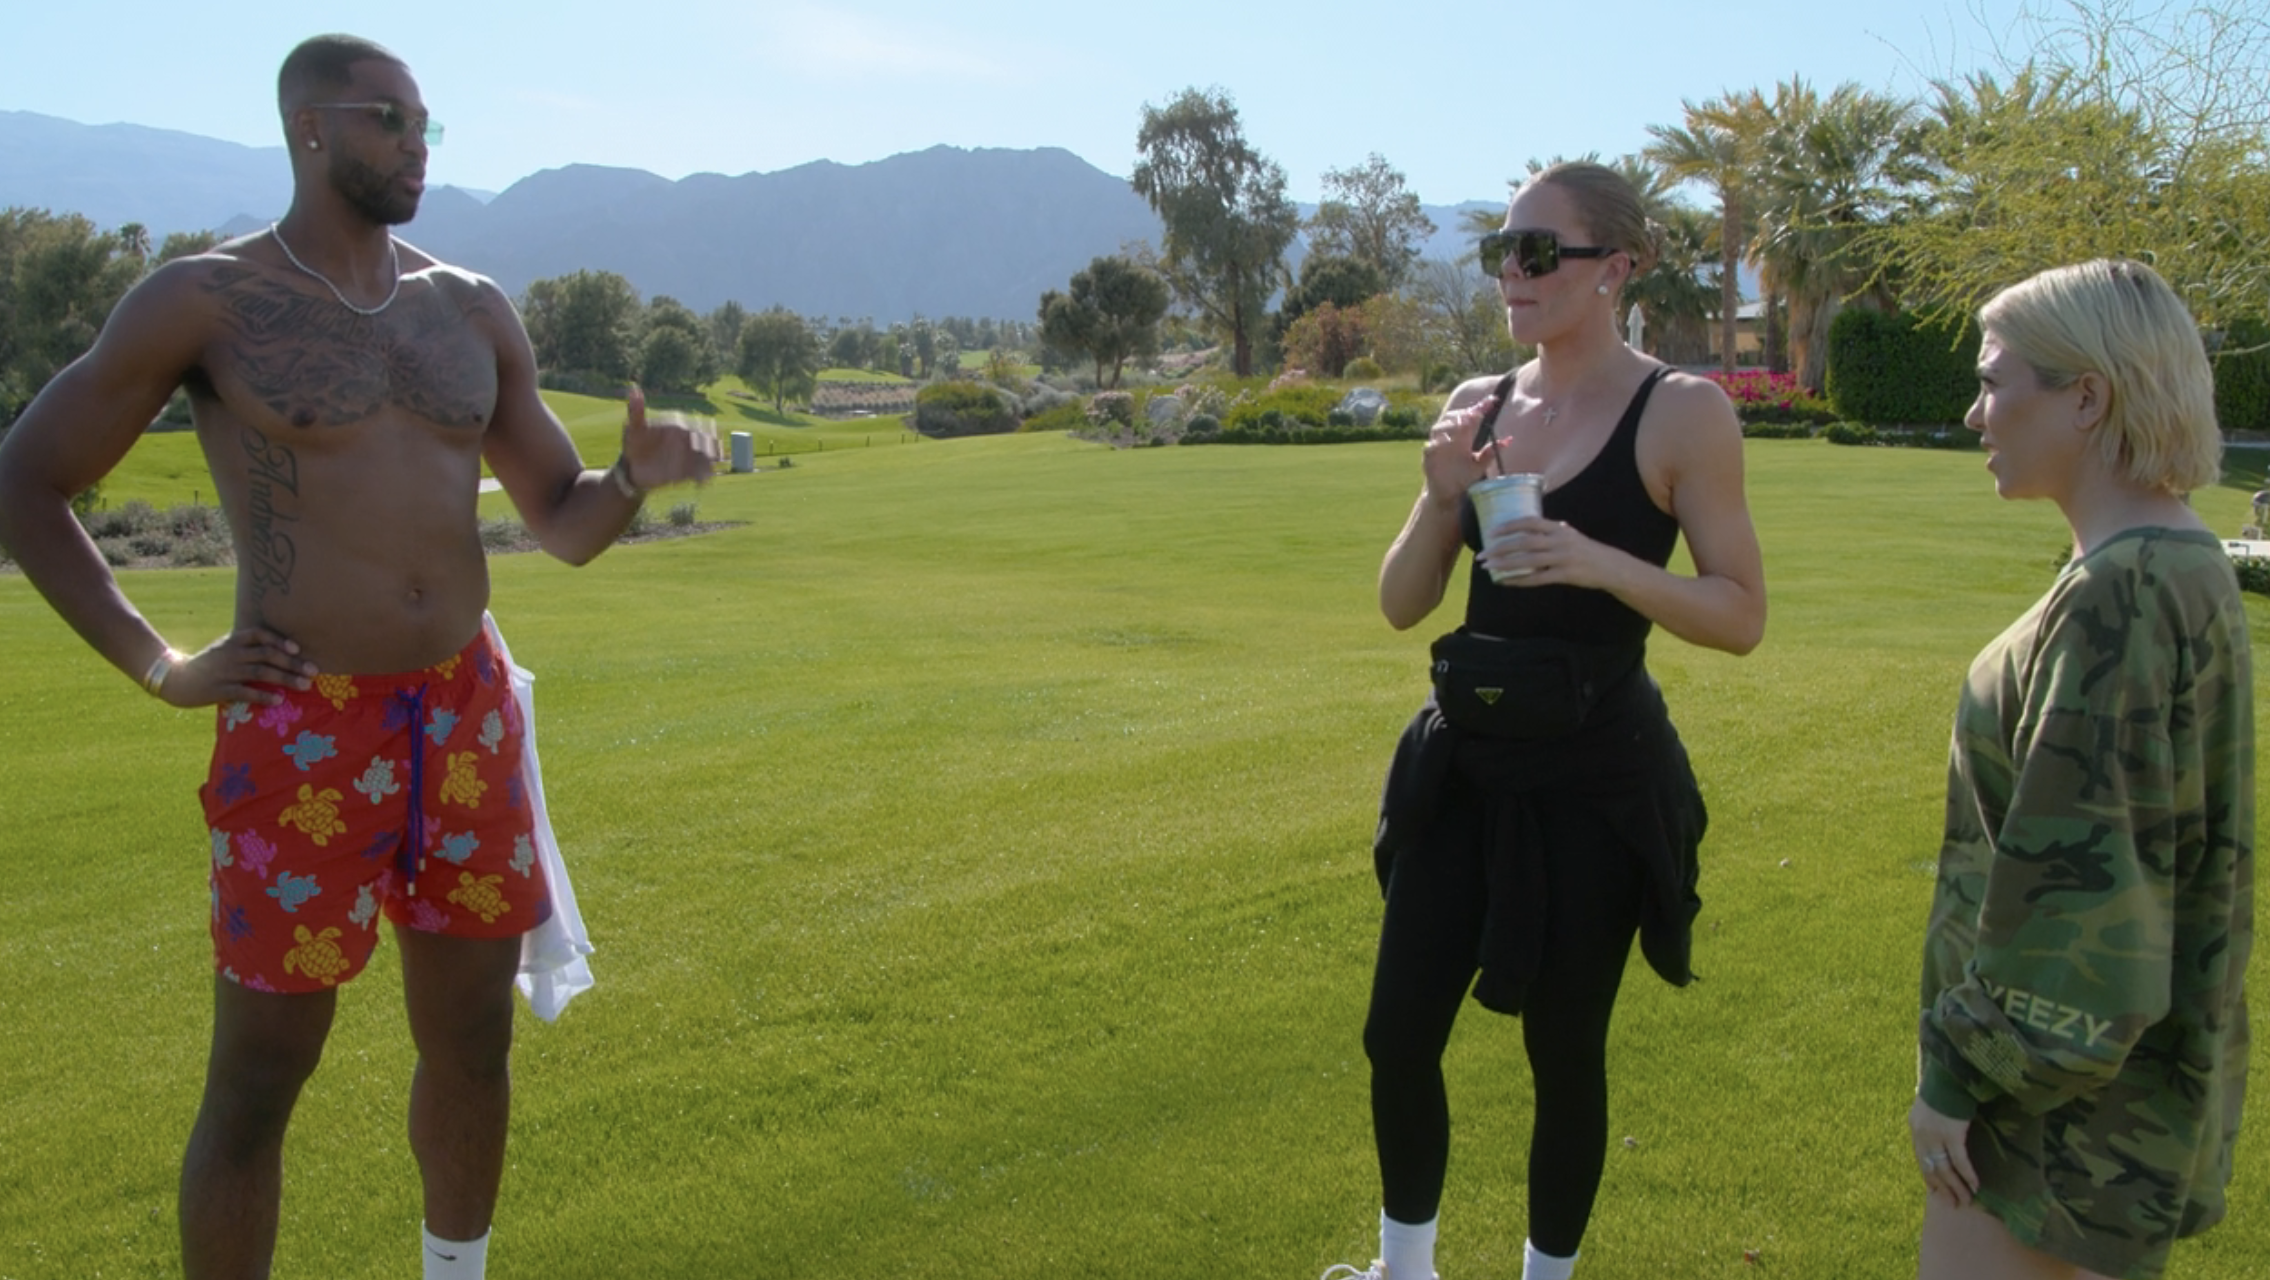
[307,101,444,145]
[1479,229,1615,279]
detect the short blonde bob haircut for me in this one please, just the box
[1978,258,2223,495]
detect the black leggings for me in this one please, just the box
[1362,775,1643,1257]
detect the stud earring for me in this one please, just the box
[1596,284,1609,295]
[307,139,319,150]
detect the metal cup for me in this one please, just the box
[1470,473,1544,582]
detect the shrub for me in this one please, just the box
[1018,383,1078,419]
[668,502,698,528]
[85,501,160,540]
[1741,421,1815,439]
[1822,421,1880,446]
[1020,402,1089,434]
[1707,370,1836,427]
[2235,556,2270,597]
[1086,391,1136,427]
[1825,309,1979,426]
[1380,407,1420,431]
[480,517,533,553]
[1184,413,1221,438]
[914,380,1018,438]
[173,526,233,567]
[1344,356,1385,380]
[2212,316,2270,434]
[1222,384,1343,433]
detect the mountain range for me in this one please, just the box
[0,109,1499,322]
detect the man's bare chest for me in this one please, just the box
[196,265,498,432]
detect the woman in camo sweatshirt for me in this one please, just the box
[1911,259,2254,1280]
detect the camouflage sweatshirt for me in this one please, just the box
[1918,527,2253,1279]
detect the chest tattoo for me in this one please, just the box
[202,265,497,429]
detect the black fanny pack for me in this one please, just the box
[1428,631,1636,740]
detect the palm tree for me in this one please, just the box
[1647,91,1772,373]
[1749,80,1922,393]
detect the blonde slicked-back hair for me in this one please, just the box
[1523,161,1660,276]
[1979,259,2223,495]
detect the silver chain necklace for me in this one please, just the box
[269,222,402,316]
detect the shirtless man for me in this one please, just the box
[0,34,715,1280]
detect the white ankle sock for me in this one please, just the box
[1521,1238,1576,1280]
[1381,1209,1437,1279]
[422,1223,490,1280]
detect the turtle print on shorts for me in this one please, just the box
[200,628,552,993]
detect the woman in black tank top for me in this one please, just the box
[1325,162,1765,1280]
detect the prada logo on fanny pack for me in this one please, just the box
[1474,688,1505,705]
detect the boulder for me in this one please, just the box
[1335,387,1389,426]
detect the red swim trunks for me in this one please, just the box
[200,628,550,993]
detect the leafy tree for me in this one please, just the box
[1866,1,2269,332]
[156,229,224,263]
[1037,255,1170,387]
[639,326,704,395]
[1357,292,1434,375]
[1281,301,1368,377]
[885,323,910,376]
[520,269,640,381]
[706,300,748,367]
[0,209,146,422]
[1279,250,1387,334]
[827,322,874,371]
[911,318,936,379]
[1307,153,1436,288]
[1131,86,1301,376]
[737,307,821,413]
[639,295,716,392]
[1405,256,1519,377]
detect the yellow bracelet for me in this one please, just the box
[140,647,185,697]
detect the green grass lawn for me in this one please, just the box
[3,434,2266,1278]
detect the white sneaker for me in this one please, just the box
[1319,1263,1437,1280]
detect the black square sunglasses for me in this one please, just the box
[1479,229,1615,279]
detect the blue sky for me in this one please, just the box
[5,0,2037,207]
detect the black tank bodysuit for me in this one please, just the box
[1458,367,1676,650]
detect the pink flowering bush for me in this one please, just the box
[1703,370,1833,426]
